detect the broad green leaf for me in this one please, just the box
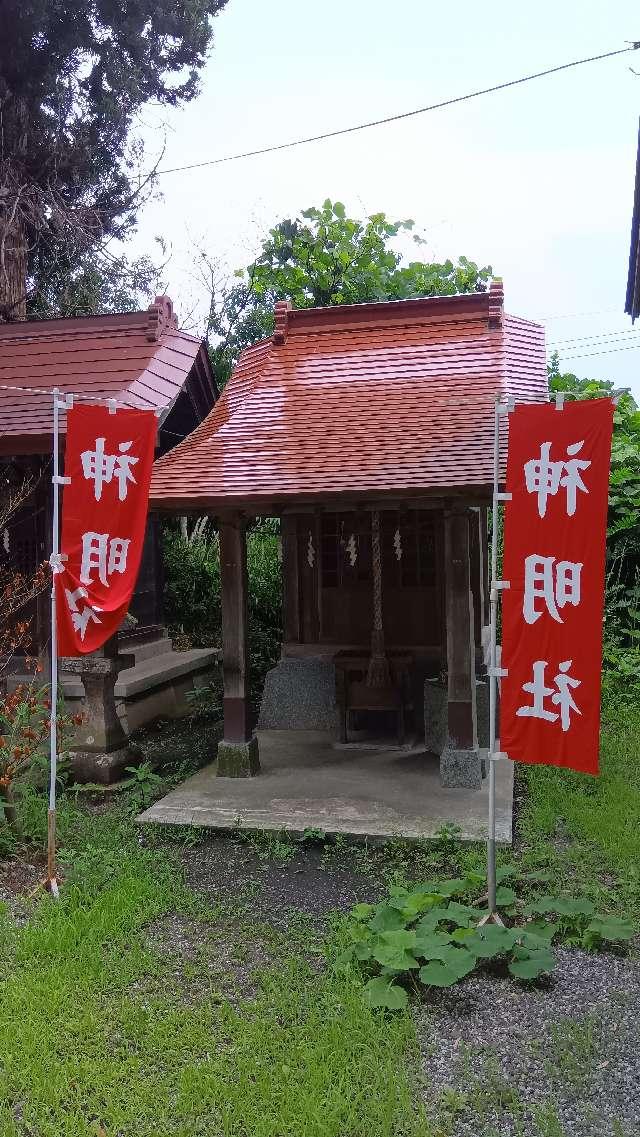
[437,878,468,897]
[370,905,407,933]
[554,898,596,918]
[441,901,477,927]
[495,886,517,907]
[509,948,554,980]
[451,926,475,943]
[354,942,374,961]
[364,977,409,1010]
[414,911,443,935]
[586,916,635,942]
[464,925,518,959]
[372,949,420,971]
[463,871,485,889]
[389,890,435,919]
[413,931,453,961]
[351,903,375,921]
[418,961,461,987]
[377,929,417,949]
[428,944,477,978]
[519,922,558,950]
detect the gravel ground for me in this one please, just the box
[168,835,640,1136]
[416,947,640,1137]
[4,809,640,1137]
[0,854,45,925]
[175,834,381,926]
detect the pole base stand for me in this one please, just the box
[216,737,260,778]
[440,746,483,789]
[477,909,505,927]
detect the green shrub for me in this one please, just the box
[162,519,282,704]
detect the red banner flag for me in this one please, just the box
[55,404,157,656]
[500,397,614,775]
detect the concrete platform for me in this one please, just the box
[139,730,514,843]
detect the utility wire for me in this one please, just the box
[158,43,640,176]
[561,343,640,361]
[535,307,620,321]
[550,330,640,348]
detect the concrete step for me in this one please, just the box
[59,647,219,700]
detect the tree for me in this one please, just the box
[28,250,165,320]
[0,0,228,320]
[207,199,492,384]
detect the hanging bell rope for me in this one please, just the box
[367,510,391,688]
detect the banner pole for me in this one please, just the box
[47,388,61,898]
[486,397,502,920]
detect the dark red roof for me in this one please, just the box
[150,282,547,511]
[0,296,216,455]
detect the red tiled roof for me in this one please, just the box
[0,296,213,455]
[150,282,547,511]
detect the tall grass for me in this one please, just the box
[521,700,640,871]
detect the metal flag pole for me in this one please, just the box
[481,395,512,924]
[486,399,501,918]
[47,388,71,897]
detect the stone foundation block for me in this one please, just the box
[68,745,141,785]
[217,737,260,778]
[258,658,340,733]
[440,746,483,790]
[476,677,490,750]
[424,680,447,755]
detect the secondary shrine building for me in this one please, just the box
[0,296,219,732]
[150,282,547,788]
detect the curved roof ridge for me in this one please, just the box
[150,288,547,511]
[153,336,275,470]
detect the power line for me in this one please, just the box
[158,42,640,177]
[549,330,640,348]
[534,307,620,321]
[560,343,640,362]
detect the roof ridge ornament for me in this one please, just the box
[488,277,504,329]
[146,294,178,342]
[273,300,292,344]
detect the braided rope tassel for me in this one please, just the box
[367,510,391,687]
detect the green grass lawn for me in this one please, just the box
[1,693,639,1137]
[0,805,426,1137]
[518,699,640,922]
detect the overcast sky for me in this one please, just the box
[131,0,640,399]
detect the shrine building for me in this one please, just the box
[149,280,547,792]
[0,296,219,745]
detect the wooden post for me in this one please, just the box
[281,514,301,644]
[469,507,483,650]
[479,505,490,631]
[219,514,250,742]
[443,506,478,760]
[217,514,260,775]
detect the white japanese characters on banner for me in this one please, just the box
[500,398,614,775]
[55,405,157,655]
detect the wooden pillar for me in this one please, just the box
[444,506,477,751]
[219,514,251,743]
[469,508,483,650]
[281,514,301,643]
[479,505,490,631]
